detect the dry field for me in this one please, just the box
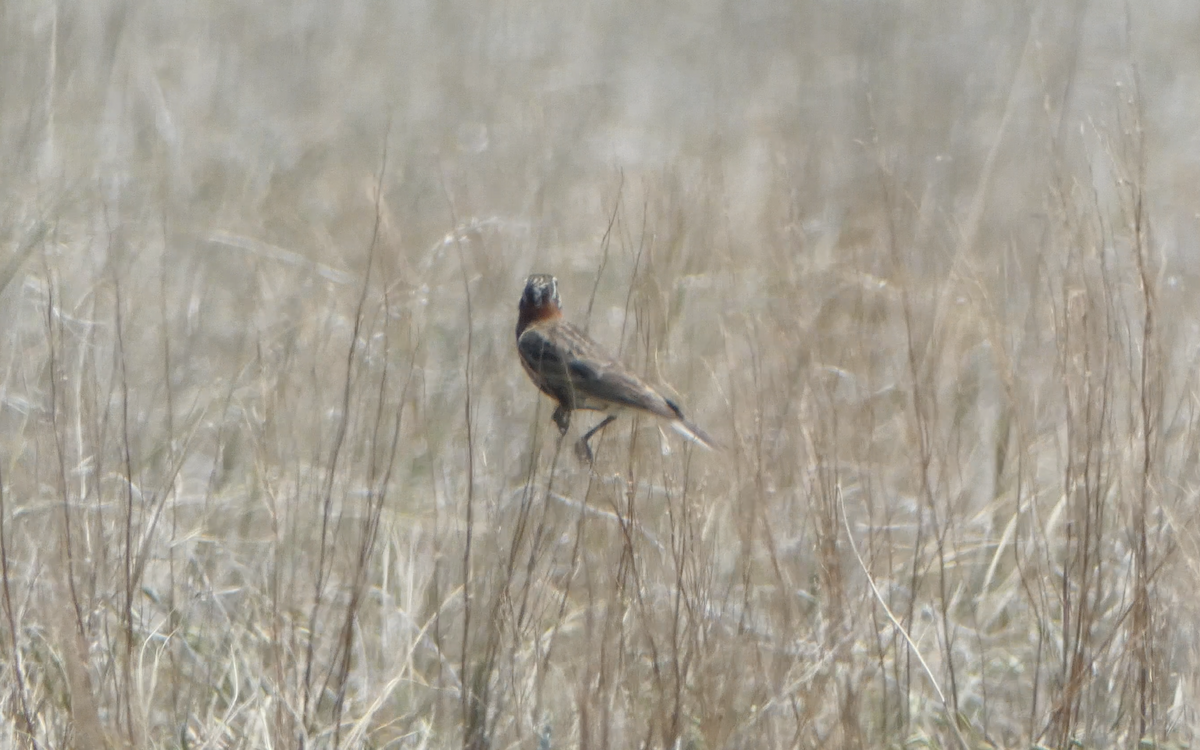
[1,1,1199,748]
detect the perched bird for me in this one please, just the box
[515,273,716,462]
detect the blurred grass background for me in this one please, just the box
[1,0,1199,747]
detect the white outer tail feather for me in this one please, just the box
[669,418,717,450]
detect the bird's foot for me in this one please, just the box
[552,405,571,436]
[574,415,616,465]
[574,437,595,464]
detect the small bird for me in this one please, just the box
[515,273,716,462]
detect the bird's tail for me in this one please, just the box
[661,397,718,450]
[670,417,719,451]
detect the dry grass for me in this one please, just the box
[1,0,1199,748]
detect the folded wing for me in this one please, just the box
[518,321,716,450]
[566,358,679,419]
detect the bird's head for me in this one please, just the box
[517,274,563,334]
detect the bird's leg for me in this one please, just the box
[552,405,571,435]
[575,415,617,464]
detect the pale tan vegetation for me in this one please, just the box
[1,1,1198,748]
